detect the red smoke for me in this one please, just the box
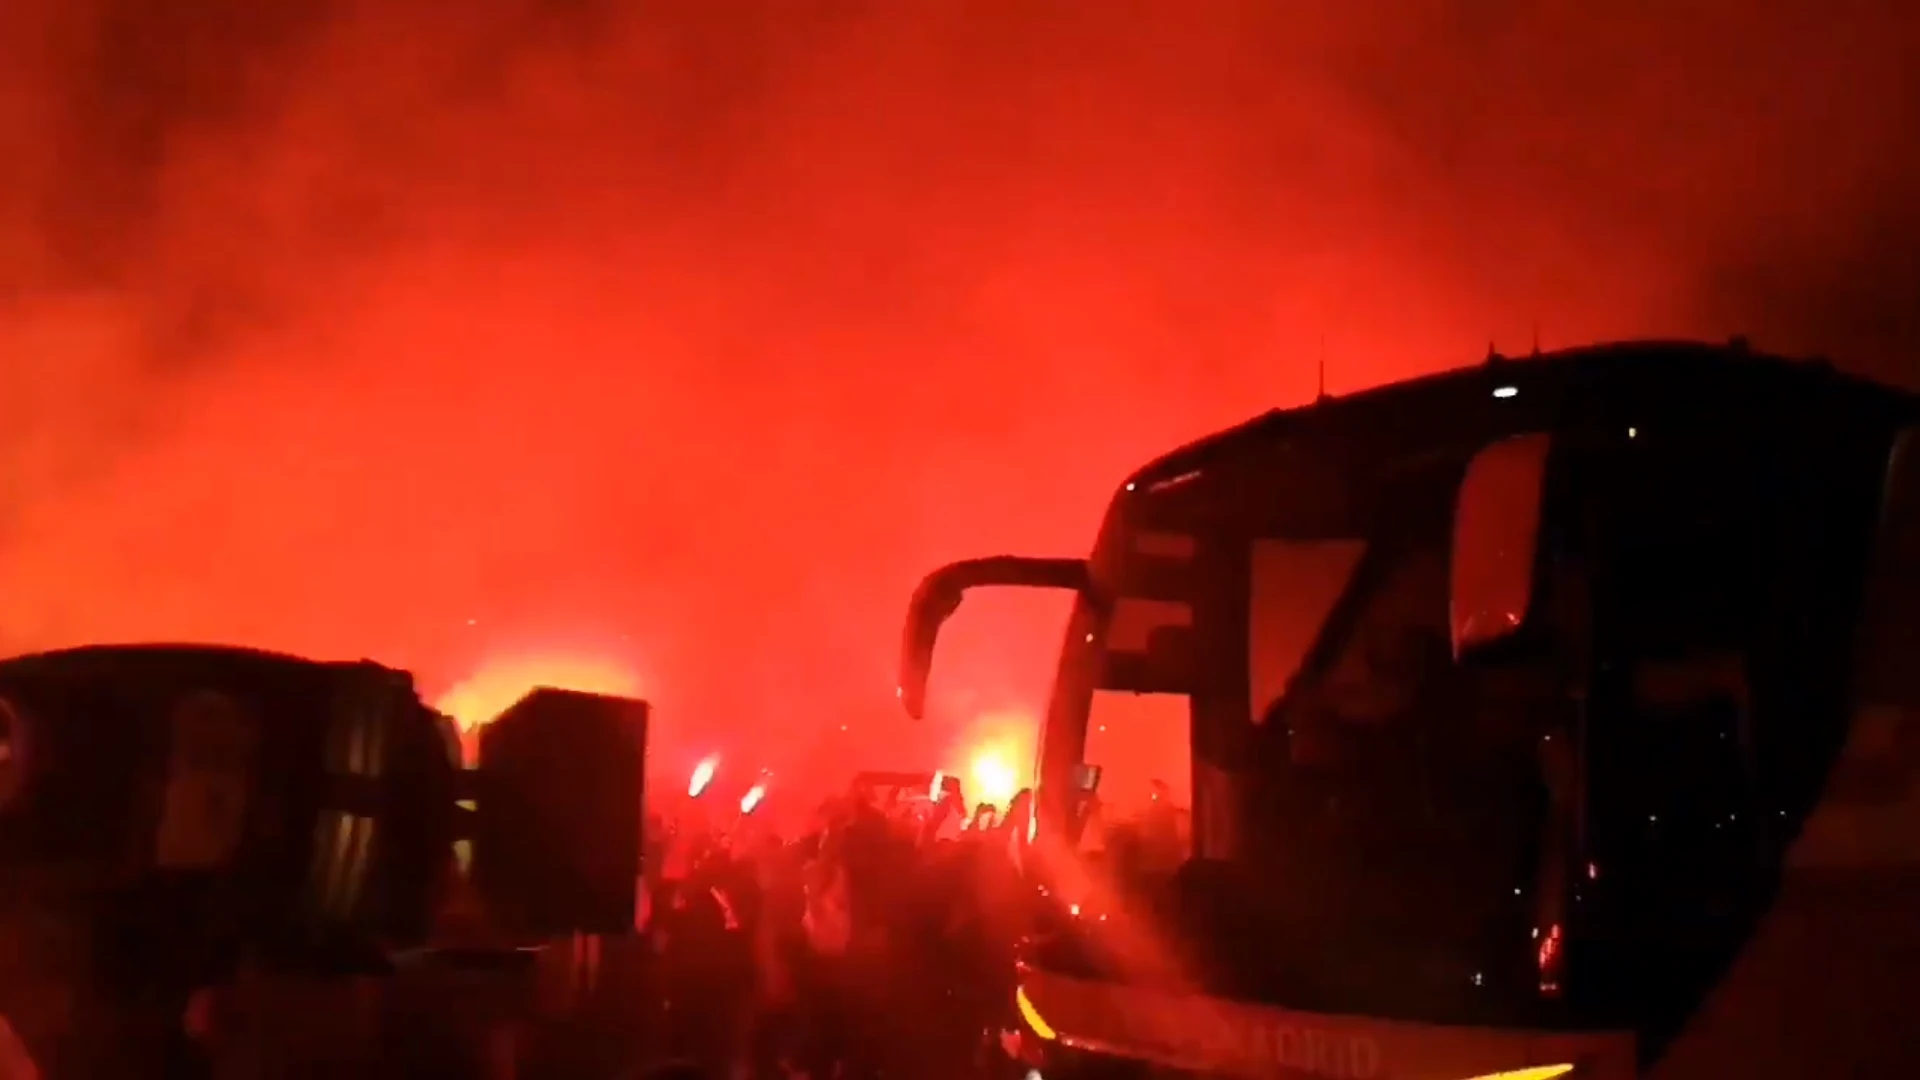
[0,1,1917,793]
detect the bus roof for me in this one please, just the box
[1124,339,1919,493]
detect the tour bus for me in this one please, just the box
[897,341,1920,1079]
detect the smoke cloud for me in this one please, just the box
[1,0,1916,782]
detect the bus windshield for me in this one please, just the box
[1073,446,1556,1027]
[1239,518,1548,1025]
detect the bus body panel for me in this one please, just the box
[1021,967,1635,1079]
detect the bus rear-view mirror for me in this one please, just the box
[898,556,1089,719]
[1450,433,1552,659]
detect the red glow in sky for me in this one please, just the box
[1,1,1917,793]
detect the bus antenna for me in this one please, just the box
[1315,340,1328,403]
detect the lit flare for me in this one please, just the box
[689,754,719,798]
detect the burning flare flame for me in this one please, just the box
[947,708,1036,811]
[689,754,719,798]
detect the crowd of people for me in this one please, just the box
[2,773,1187,1079]
[620,781,1036,1079]
[118,779,1044,1079]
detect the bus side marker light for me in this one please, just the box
[1015,986,1058,1041]
[1456,1065,1574,1080]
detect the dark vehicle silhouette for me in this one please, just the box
[899,341,1920,1079]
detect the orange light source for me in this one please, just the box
[689,754,719,798]
[740,783,766,814]
[1537,922,1564,996]
[1455,1066,1574,1080]
[434,654,642,766]
[1014,986,1057,1042]
[971,749,1019,808]
[435,655,641,731]
[946,709,1036,811]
